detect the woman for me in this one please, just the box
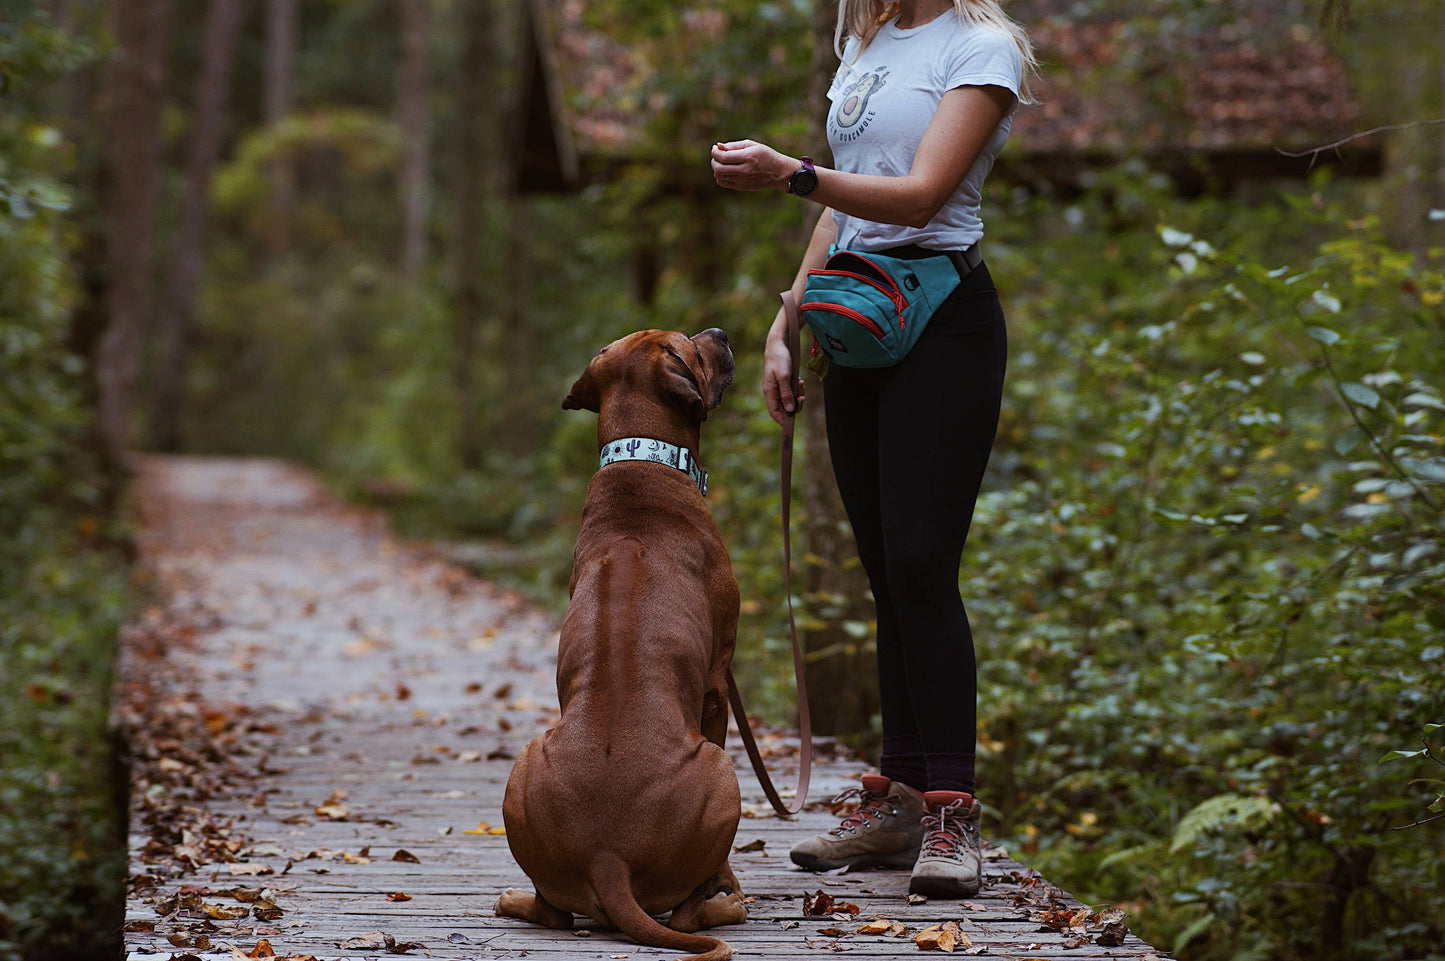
[710,0,1036,898]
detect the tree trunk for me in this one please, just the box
[147,0,246,452]
[454,0,496,470]
[95,0,170,475]
[264,0,298,254]
[498,197,535,456]
[1438,5,1445,214]
[397,0,431,283]
[799,0,879,741]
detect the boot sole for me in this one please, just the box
[791,850,920,872]
[907,873,981,899]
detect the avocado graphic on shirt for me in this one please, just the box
[835,70,887,129]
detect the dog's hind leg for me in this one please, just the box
[668,861,746,933]
[496,888,574,929]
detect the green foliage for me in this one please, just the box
[1381,723,1445,827]
[0,11,127,961]
[963,170,1445,961]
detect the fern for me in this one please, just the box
[1096,842,1161,873]
[1170,793,1279,853]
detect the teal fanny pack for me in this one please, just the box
[801,244,977,369]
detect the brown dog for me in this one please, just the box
[496,329,744,961]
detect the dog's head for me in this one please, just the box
[562,328,735,424]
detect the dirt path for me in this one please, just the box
[118,455,1166,960]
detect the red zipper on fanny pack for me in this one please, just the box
[807,268,907,313]
[799,301,888,339]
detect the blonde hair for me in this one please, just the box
[835,0,1040,104]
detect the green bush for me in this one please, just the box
[0,13,127,961]
[967,172,1445,961]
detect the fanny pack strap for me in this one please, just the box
[726,289,812,818]
[875,241,982,281]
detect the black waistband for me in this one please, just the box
[873,242,983,280]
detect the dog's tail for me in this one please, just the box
[588,854,733,961]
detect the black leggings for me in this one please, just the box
[822,261,1007,796]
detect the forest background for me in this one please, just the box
[1,0,1443,959]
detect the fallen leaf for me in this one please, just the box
[315,788,351,821]
[907,893,928,905]
[342,932,393,951]
[222,887,262,903]
[803,889,835,916]
[915,921,970,952]
[858,919,909,937]
[392,849,421,863]
[734,839,766,853]
[227,863,273,876]
[1097,921,1129,947]
[817,927,851,937]
[388,892,413,902]
[1093,906,1126,926]
[200,901,249,920]
[462,822,491,835]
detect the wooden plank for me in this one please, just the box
[120,456,1171,961]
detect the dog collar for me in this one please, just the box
[599,437,708,496]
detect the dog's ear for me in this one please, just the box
[662,352,709,421]
[562,363,601,412]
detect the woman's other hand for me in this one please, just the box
[762,316,805,428]
[712,140,793,192]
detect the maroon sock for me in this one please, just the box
[880,734,929,793]
[924,752,976,796]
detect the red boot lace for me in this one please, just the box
[920,799,976,858]
[827,787,894,836]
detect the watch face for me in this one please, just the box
[790,168,818,196]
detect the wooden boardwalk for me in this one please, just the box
[119,456,1170,961]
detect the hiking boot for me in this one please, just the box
[790,775,927,871]
[908,791,983,898]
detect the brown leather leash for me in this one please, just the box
[726,289,813,818]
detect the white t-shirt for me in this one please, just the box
[825,12,1022,252]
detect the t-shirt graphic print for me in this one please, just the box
[831,69,889,140]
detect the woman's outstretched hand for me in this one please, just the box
[712,140,793,192]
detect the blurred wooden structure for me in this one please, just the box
[513,0,580,194]
[524,0,1382,191]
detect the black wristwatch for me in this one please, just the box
[787,156,818,197]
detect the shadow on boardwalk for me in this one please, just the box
[119,455,1170,961]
